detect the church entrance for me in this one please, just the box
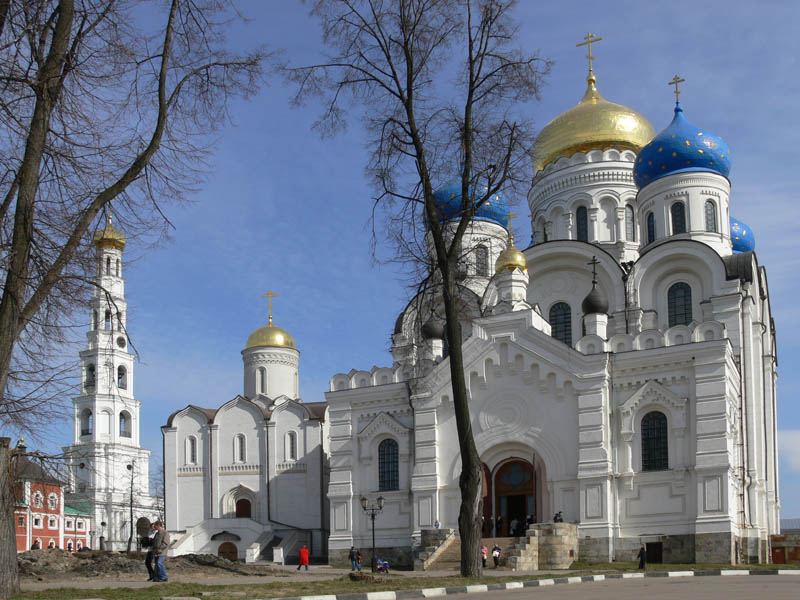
[218,541,238,561]
[235,499,251,518]
[492,459,535,537]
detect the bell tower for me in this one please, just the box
[63,212,157,551]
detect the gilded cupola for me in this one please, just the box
[93,212,126,251]
[245,291,296,349]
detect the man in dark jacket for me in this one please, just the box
[348,546,361,571]
[152,522,171,582]
[637,545,647,569]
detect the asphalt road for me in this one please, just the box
[443,575,797,600]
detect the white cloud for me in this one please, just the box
[779,430,800,473]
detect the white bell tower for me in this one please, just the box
[63,213,159,551]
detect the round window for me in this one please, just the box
[116,336,126,349]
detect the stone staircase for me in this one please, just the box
[413,528,456,570]
[415,531,517,570]
[507,523,578,570]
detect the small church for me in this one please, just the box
[161,294,329,562]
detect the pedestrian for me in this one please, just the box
[144,523,157,581]
[495,516,503,536]
[151,521,170,582]
[357,551,363,570]
[348,545,361,571]
[553,511,563,523]
[481,544,488,568]
[509,517,518,537]
[637,545,647,570]
[434,518,440,529]
[492,544,501,568]
[297,544,310,571]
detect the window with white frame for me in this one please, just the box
[48,493,58,510]
[17,516,24,527]
[286,431,297,461]
[34,517,42,528]
[186,436,198,465]
[234,434,246,463]
[66,519,73,529]
[76,520,84,530]
[48,517,56,529]
[33,492,43,508]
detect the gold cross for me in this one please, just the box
[262,290,278,324]
[668,74,685,103]
[576,32,603,74]
[507,211,517,231]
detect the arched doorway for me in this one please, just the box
[235,498,251,518]
[494,459,534,536]
[136,517,151,538]
[218,541,238,561]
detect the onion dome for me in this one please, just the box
[495,232,527,274]
[533,72,655,172]
[634,103,731,188]
[730,217,755,253]
[421,317,445,340]
[433,182,510,227]
[93,213,126,251]
[246,317,296,349]
[581,284,609,315]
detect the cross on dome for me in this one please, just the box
[262,290,278,324]
[576,32,603,76]
[587,255,600,286]
[668,74,686,104]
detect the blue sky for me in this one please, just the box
[43,2,800,518]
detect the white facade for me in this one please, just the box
[325,80,780,566]
[63,221,160,551]
[162,317,328,562]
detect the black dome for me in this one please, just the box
[421,318,445,340]
[581,285,609,315]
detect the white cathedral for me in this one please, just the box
[63,216,161,551]
[158,60,780,565]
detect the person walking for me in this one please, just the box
[151,521,170,582]
[637,545,647,570]
[348,546,361,571]
[297,544,310,571]
[144,523,158,581]
[481,544,488,568]
[492,544,502,568]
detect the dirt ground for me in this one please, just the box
[17,548,289,581]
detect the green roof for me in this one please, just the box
[64,505,90,515]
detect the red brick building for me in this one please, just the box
[13,440,92,552]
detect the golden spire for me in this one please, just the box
[506,211,517,243]
[262,290,278,325]
[668,74,686,103]
[576,32,603,81]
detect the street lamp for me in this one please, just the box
[360,495,385,572]
[126,462,135,552]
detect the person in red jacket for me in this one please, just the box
[297,545,310,571]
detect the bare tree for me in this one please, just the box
[0,1,268,596]
[288,0,549,576]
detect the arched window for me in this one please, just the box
[475,245,489,276]
[647,212,655,244]
[667,282,692,327]
[117,312,123,329]
[704,200,717,232]
[378,438,399,491]
[256,367,266,395]
[115,259,120,277]
[671,202,686,235]
[91,310,98,331]
[625,205,635,241]
[186,436,197,465]
[576,206,588,242]
[234,434,246,463]
[104,310,111,330]
[549,302,572,346]
[117,365,127,389]
[80,409,92,436]
[286,431,297,461]
[85,364,96,389]
[119,411,131,438]
[48,493,58,510]
[33,492,43,508]
[641,411,668,471]
[106,256,111,274]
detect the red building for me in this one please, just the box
[12,440,92,552]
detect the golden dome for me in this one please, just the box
[93,214,126,250]
[495,236,528,274]
[245,318,296,350]
[533,74,655,172]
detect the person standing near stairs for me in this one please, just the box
[492,544,502,568]
[481,544,488,568]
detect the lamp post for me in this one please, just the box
[360,495,385,572]
[126,462,135,552]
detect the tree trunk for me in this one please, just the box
[0,438,19,599]
[442,273,483,577]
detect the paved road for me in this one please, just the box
[444,575,796,600]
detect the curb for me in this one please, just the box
[265,569,800,600]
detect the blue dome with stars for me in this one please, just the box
[730,217,755,253]
[432,182,510,228]
[633,103,731,189]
